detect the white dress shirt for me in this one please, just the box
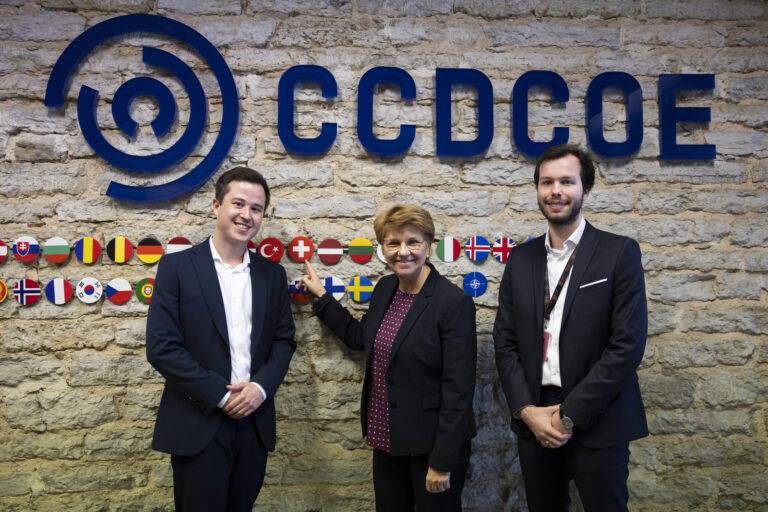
[542,217,586,387]
[209,238,266,408]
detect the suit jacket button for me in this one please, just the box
[389,402,397,409]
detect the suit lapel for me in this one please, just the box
[249,257,266,356]
[561,222,598,324]
[190,240,229,349]
[365,277,398,353]
[388,267,437,363]
[531,237,546,340]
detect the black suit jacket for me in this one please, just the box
[146,240,296,456]
[314,266,477,471]
[493,222,648,448]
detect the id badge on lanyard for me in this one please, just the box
[543,318,551,361]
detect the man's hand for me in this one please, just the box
[520,405,572,449]
[222,382,265,419]
[551,409,573,436]
[425,467,450,493]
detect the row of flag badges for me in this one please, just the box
[0,277,155,306]
[257,236,523,264]
[0,237,173,265]
[0,235,526,267]
[2,269,490,307]
[288,271,490,304]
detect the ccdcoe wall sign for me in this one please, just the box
[45,14,717,204]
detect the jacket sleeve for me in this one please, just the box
[561,238,648,430]
[312,290,369,351]
[428,292,477,472]
[146,256,230,414]
[493,255,537,428]
[251,264,296,397]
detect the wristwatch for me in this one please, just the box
[560,411,574,431]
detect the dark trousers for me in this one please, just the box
[372,442,471,512]
[171,416,268,512]
[518,386,630,512]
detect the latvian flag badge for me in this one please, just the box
[167,237,193,254]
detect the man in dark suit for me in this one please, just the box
[146,167,295,512]
[494,145,648,512]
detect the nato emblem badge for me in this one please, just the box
[463,272,488,297]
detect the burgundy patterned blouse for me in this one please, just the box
[366,289,416,451]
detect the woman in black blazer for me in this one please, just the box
[301,204,477,512]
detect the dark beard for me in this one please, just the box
[538,197,583,226]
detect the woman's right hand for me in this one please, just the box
[300,260,327,298]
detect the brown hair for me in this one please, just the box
[534,144,595,192]
[373,204,435,245]
[214,167,271,209]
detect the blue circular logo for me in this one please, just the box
[463,272,488,297]
[45,14,238,203]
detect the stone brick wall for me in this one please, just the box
[1,1,767,511]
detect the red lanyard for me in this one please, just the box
[544,245,579,322]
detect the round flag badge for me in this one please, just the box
[376,244,387,263]
[137,238,163,264]
[288,236,314,263]
[465,236,491,262]
[258,238,284,262]
[317,238,344,265]
[348,275,374,303]
[14,279,42,306]
[349,238,374,264]
[0,279,7,303]
[106,236,134,264]
[12,236,40,263]
[288,279,312,304]
[247,240,257,253]
[0,239,7,263]
[105,278,132,305]
[136,278,155,304]
[322,276,346,301]
[463,272,488,297]
[436,237,461,262]
[493,238,517,263]
[76,277,103,304]
[44,278,73,306]
[42,237,70,264]
[74,236,101,264]
[167,236,193,254]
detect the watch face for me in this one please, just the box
[561,415,574,430]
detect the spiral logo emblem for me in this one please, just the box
[45,14,238,203]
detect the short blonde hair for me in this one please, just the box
[373,204,435,245]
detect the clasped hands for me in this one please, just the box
[222,382,265,419]
[520,404,573,449]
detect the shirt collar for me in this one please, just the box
[209,236,250,271]
[545,217,587,252]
